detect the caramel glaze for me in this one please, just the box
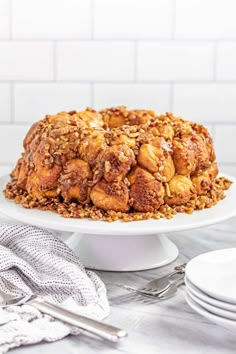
[4,106,232,221]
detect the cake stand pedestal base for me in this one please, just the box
[63,232,179,271]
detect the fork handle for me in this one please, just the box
[29,299,127,342]
[175,276,185,287]
[168,263,186,279]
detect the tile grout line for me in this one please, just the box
[2,80,236,84]
[1,38,236,42]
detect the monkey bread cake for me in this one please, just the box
[4,106,231,222]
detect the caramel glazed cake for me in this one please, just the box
[4,106,232,222]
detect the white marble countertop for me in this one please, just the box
[2,214,236,354]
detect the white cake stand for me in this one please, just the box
[0,175,236,271]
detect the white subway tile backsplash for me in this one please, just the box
[0,0,10,38]
[57,41,135,81]
[14,84,91,122]
[0,125,30,164]
[201,124,213,136]
[0,42,53,80]
[94,0,172,39]
[175,0,236,39]
[137,42,214,80]
[0,0,235,166]
[94,84,171,112]
[0,84,11,122]
[12,0,91,39]
[216,42,236,80]
[173,84,236,123]
[215,125,236,163]
[0,165,12,177]
[219,164,236,177]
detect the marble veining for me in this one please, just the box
[1,211,236,354]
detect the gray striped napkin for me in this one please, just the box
[0,224,110,354]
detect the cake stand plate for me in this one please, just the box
[1,175,236,271]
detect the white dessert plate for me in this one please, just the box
[186,288,236,321]
[186,248,236,305]
[1,174,236,271]
[185,277,236,312]
[186,293,236,333]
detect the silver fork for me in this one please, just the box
[110,276,185,306]
[0,285,127,342]
[113,263,186,296]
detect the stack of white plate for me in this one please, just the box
[185,248,236,332]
